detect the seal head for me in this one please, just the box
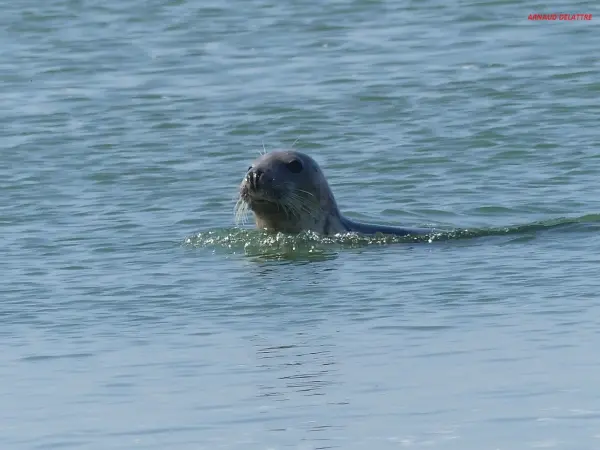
[236,150,433,237]
[237,150,344,234]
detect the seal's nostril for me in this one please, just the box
[254,169,264,189]
[247,168,265,190]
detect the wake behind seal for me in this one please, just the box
[235,150,433,237]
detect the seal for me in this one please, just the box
[235,150,433,236]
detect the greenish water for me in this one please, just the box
[2,0,600,449]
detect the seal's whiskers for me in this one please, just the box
[234,197,249,225]
[285,191,319,221]
[260,141,268,156]
[294,188,316,199]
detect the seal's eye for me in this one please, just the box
[247,166,252,172]
[285,159,303,173]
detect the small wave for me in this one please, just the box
[184,214,600,260]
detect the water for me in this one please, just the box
[2,0,600,448]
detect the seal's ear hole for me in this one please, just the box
[286,160,303,173]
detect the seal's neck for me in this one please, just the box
[254,213,309,234]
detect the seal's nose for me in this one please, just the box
[247,168,265,191]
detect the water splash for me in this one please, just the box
[184,214,600,261]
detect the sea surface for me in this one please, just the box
[2,0,600,449]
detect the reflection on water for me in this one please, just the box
[256,340,337,398]
[253,334,343,447]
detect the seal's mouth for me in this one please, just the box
[244,193,283,213]
[240,180,283,206]
[235,177,319,226]
[240,190,285,218]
